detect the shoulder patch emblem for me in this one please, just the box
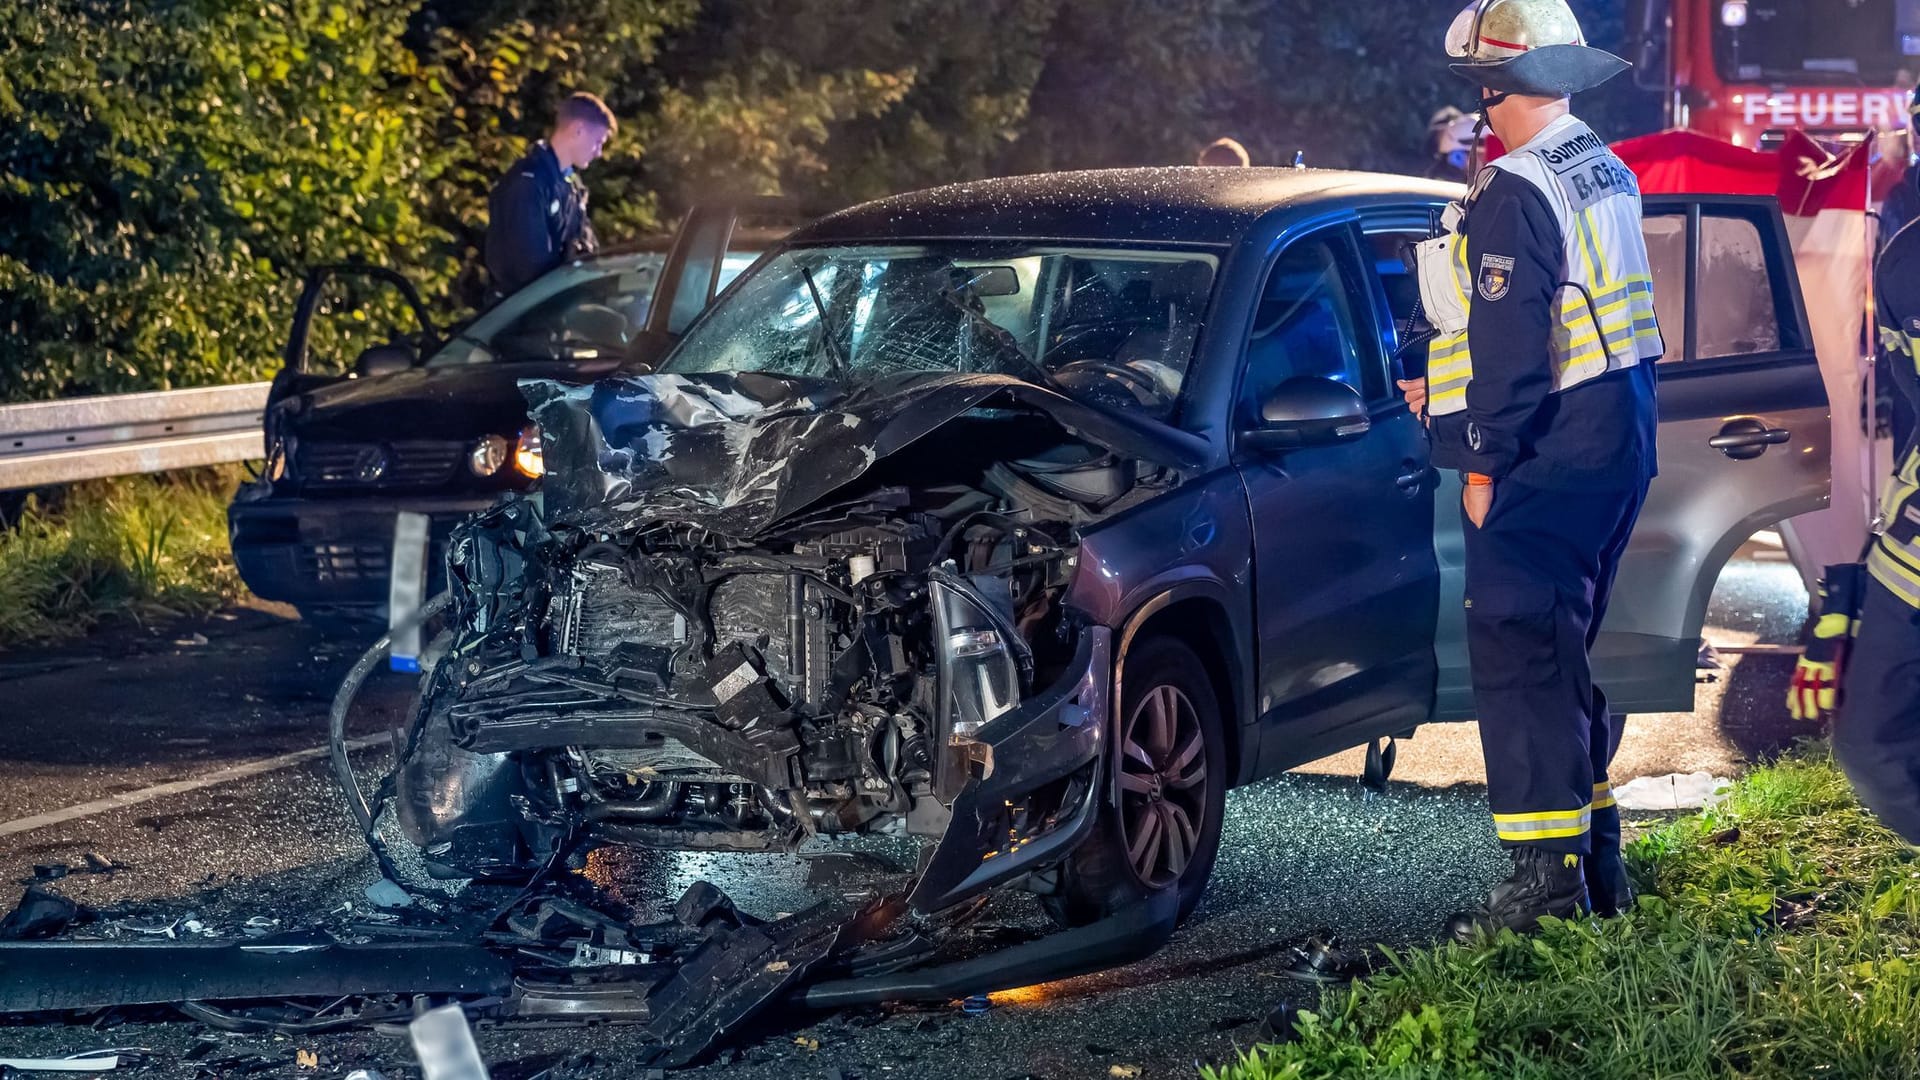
[1477,253,1514,302]
[1906,316,1920,335]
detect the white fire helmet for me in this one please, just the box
[1445,0,1630,97]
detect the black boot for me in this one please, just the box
[1445,847,1589,943]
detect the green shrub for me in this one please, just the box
[0,468,245,647]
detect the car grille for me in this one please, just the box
[299,543,389,583]
[297,441,465,489]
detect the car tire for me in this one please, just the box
[1041,634,1226,929]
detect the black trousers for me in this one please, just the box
[1834,576,1920,846]
[1461,478,1647,855]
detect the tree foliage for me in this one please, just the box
[0,0,1664,403]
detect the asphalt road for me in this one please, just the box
[0,543,1811,1079]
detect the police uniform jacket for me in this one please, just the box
[1425,114,1663,492]
[486,142,596,298]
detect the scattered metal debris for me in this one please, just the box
[0,886,84,940]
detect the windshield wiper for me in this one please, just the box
[800,266,851,382]
[937,285,1062,390]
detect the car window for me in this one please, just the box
[1362,228,1429,364]
[1642,213,1688,363]
[1237,233,1383,425]
[426,253,754,366]
[1697,214,1783,359]
[659,243,1218,422]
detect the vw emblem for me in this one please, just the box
[353,444,390,483]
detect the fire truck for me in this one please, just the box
[1628,0,1919,149]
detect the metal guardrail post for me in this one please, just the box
[0,383,272,490]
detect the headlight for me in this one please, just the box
[514,424,545,477]
[931,577,1020,739]
[468,434,510,477]
[1720,0,1747,27]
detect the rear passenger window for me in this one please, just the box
[1642,213,1687,364]
[1698,215,1783,359]
[1238,232,1385,423]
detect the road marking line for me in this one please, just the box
[0,734,388,839]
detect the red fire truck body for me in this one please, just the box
[1641,0,1917,149]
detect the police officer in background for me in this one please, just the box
[485,92,616,299]
[1403,0,1664,939]
[1791,221,1920,847]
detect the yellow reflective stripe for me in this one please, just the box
[1591,781,1616,811]
[1575,208,1604,285]
[1868,545,1920,609]
[1451,235,1471,307]
[1492,804,1593,841]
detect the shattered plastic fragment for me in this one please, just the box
[364,879,415,910]
[408,1004,490,1080]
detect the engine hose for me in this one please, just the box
[328,592,452,834]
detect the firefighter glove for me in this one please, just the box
[1788,563,1865,723]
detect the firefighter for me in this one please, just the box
[1425,106,1479,181]
[485,92,615,299]
[1792,220,1920,846]
[1405,0,1664,940]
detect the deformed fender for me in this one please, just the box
[907,626,1111,915]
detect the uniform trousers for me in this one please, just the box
[1833,577,1920,845]
[1460,477,1648,855]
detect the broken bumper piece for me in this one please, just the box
[909,625,1110,915]
[0,937,511,1014]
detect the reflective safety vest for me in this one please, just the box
[1425,115,1665,417]
[1868,326,1920,611]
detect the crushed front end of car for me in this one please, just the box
[391,371,1194,919]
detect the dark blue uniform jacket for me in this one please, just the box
[485,142,594,298]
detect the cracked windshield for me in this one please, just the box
[658,244,1217,421]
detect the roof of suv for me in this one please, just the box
[790,167,1464,248]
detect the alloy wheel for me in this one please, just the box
[1116,682,1210,889]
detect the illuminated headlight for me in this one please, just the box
[468,434,510,477]
[514,424,545,477]
[1720,0,1747,27]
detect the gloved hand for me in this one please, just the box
[1788,563,1865,723]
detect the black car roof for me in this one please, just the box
[789,167,1464,248]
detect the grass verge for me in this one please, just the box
[1207,750,1920,1079]
[0,467,246,648]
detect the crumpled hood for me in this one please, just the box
[523,371,1208,537]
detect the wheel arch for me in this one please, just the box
[1114,588,1253,788]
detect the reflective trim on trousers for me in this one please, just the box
[1492,803,1594,843]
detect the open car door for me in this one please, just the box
[1435,194,1830,718]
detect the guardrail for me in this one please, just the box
[0,383,271,491]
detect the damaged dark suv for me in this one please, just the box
[392,169,1830,941]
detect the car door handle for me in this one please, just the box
[1709,419,1791,461]
[1395,465,1428,492]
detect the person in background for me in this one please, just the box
[485,92,616,300]
[1196,137,1252,167]
[1425,106,1482,181]
[1792,220,1920,849]
[1875,86,1920,453]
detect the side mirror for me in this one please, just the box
[1239,376,1371,451]
[353,341,416,378]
